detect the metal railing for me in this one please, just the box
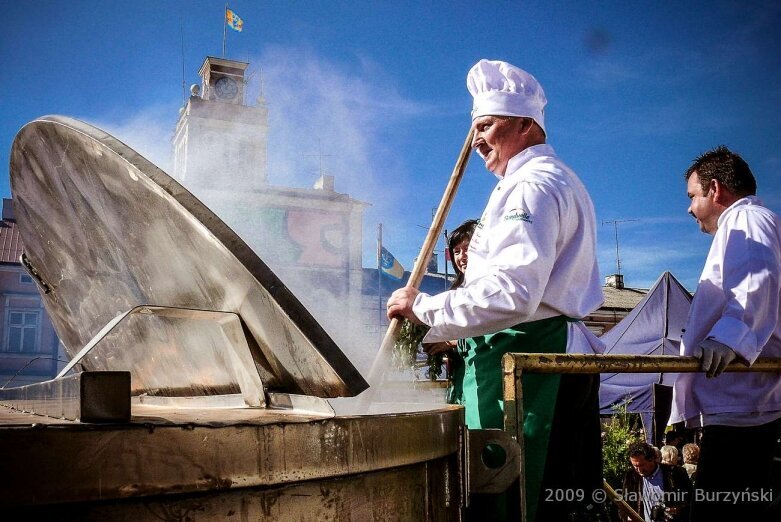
[501,354,781,522]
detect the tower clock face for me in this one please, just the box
[215,76,239,99]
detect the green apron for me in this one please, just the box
[447,315,571,522]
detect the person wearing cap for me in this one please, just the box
[387,59,604,521]
[669,146,781,521]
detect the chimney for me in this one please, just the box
[2,198,15,221]
[605,274,625,289]
[313,175,335,192]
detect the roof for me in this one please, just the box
[601,285,648,310]
[0,219,23,264]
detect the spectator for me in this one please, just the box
[660,445,680,466]
[682,443,699,481]
[621,442,693,522]
[424,219,478,382]
[664,430,685,453]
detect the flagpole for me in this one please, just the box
[377,223,383,334]
[180,18,186,105]
[222,4,227,57]
[443,228,449,290]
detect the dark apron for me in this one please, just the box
[448,315,572,522]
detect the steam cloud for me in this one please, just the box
[88,47,441,404]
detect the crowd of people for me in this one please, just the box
[385,58,781,521]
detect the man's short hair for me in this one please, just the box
[628,441,657,461]
[664,431,682,445]
[684,145,756,197]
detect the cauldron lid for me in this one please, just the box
[10,116,368,398]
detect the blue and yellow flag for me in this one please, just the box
[226,8,243,32]
[380,247,405,281]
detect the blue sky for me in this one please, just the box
[2,0,780,291]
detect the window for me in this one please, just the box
[19,273,34,285]
[3,309,40,353]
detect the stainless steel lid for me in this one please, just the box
[10,116,368,398]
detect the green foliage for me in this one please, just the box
[393,319,446,380]
[425,350,445,380]
[393,319,426,368]
[602,400,644,490]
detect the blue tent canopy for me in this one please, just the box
[599,272,692,443]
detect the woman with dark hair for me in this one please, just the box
[447,219,478,290]
[425,219,478,358]
[397,220,478,381]
[422,219,478,387]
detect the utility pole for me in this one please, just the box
[602,219,638,276]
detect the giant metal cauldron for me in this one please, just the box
[0,116,517,519]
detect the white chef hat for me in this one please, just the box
[467,59,547,133]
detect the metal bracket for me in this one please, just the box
[266,392,335,417]
[0,371,130,422]
[57,305,267,408]
[465,428,521,494]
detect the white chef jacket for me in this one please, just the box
[413,144,604,354]
[670,196,781,427]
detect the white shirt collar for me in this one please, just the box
[502,143,555,179]
[716,195,763,229]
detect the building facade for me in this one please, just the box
[172,57,369,350]
[0,198,64,387]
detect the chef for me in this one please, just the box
[387,59,605,522]
[670,146,781,521]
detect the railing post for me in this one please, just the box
[502,354,526,521]
[500,354,781,521]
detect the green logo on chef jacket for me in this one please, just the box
[504,208,533,223]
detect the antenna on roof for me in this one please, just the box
[180,18,187,105]
[303,139,333,178]
[602,219,639,277]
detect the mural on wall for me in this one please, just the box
[251,207,347,268]
[199,199,353,303]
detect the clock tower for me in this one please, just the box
[170,56,372,370]
[172,56,268,189]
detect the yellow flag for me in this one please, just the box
[226,8,243,32]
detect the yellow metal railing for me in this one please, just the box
[501,354,781,521]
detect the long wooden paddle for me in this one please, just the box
[360,127,475,409]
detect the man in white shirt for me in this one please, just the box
[670,145,781,521]
[387,59,604,521]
